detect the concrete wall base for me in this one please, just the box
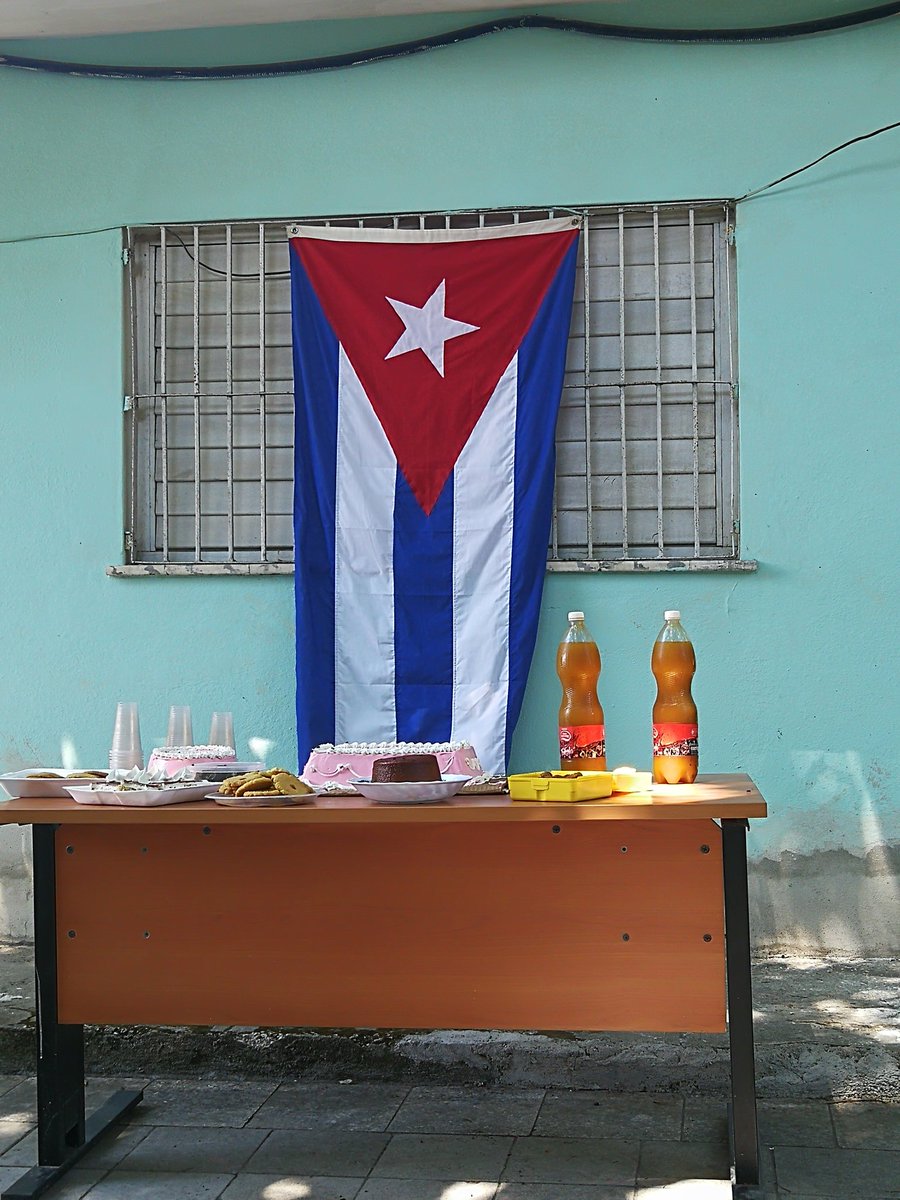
[751,844,900,957]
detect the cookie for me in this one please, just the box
[235,775,275,796]
[271,771,312,796]
[218,772,255,795]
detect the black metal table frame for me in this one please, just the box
[3,818,761,1200]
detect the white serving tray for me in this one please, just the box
[65,782,214,807]
[0,770,107,800]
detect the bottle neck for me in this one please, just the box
[564,620,594,644]
[657,619,690,643]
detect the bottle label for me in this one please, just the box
[559,724,606,761]
[653,723,699,757]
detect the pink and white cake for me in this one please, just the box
[302,741,483,788]
[146,745,236,779]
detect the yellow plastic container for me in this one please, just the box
[611,767,653,794]
[508,770,615,802]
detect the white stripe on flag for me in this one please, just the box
[334,348,398,744]
[451,355,517,775]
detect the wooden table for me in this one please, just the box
[0,773,766,1199]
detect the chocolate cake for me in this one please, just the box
[371,753,441,784]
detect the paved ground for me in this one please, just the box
[0,948,896,1196]
[0,1075,898,1199]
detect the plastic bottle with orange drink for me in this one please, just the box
[651,610,698,784]
[557,611,606,771]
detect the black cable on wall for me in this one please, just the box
[1,4,899,81]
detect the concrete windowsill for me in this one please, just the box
[107,559,758,578]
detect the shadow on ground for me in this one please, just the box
[0,947,896,1101]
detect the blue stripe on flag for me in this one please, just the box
[393,471,454,742]
[506,239,580,762]
[290,244,340,767]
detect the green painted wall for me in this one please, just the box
[1,11,897,949]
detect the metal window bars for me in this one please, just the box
[124,203,739,570]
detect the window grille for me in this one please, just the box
[123,203,740,571]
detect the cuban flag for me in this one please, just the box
[290,218,579,775]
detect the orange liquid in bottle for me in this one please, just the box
[557,638,606,772]
[652,638,698,784]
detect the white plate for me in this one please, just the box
[65,781,214,807]
[352,775,469,804]
[0,770,107,800]
[207,790,316,807]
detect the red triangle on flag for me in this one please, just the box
[292,226,578,515]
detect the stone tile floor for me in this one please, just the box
[0,1076,897,1199]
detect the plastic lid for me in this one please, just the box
[664,609,681,621]
[568,611,585,622]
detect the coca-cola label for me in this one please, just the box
[559,724,606,761]
[653,722,699,757]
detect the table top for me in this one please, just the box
[0,773,766,825]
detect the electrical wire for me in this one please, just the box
[1,5,899,81]
[2,119,897,253]
[146,118,900,274]
[0,223,123,245]
[736,118,900,201]
[167,227,290,277]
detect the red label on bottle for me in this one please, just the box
[559,724,606,760]
[653,723,699,757]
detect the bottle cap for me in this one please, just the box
[664,609,681,621]
[568,611,585,622]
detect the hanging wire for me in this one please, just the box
[1,5,899,80]
[736,119,900,202]
[0,118,897,255]
[164,228,291,278]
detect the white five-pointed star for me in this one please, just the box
[384,279,479,377]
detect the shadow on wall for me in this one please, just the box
[750,747,900,958]
[751,843,900,957]
[0,830,32,944]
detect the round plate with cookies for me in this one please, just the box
[211,768,316,807]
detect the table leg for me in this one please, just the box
[1,826,143,1200]
[722,818,761,1199]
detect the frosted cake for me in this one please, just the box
[302,741,482,787]
[147,745,236,778]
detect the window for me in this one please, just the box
[122,204,741,574]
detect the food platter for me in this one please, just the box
[351,775,469,804]
[65,781,215,807]
[0,770,107,800]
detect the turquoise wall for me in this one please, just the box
[1,9,898,948]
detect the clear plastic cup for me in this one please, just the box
[208,711,235,751]
[108,751,143,771]
[110,702,143,770]
[166,706,193,747]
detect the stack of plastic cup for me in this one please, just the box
[208,711,235,752]
[109,702,144,771]
[166,706,193,747]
